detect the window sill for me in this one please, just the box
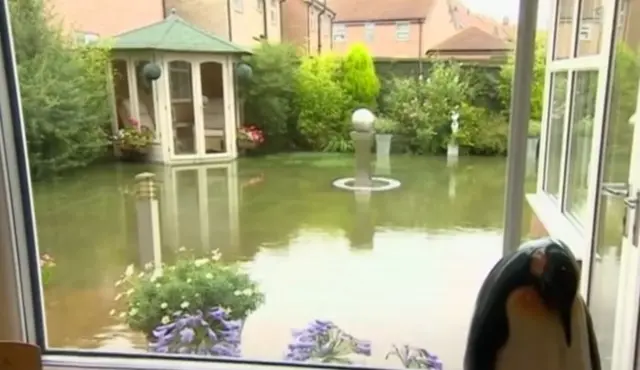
[526,192,587,261]
[43,354,343,370]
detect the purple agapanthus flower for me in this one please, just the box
[148,307,243,357]
[386,344,443,370]
[285,319,371,364]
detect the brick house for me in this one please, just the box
[46,0,282,49]
[328,0,512,60]
[281,0,335,55]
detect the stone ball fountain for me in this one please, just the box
[332,109,401,192]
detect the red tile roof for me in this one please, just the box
[428,26,510,51]
[329,0,435,22]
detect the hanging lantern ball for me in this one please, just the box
[142,62,162,81]
[235,63,253,81]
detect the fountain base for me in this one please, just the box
[332,176,401,192]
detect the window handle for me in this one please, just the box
[602,183,639,247]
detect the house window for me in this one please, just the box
[310,9,316,31]
[74,31,99,45]
[578,24,592,41]
[396,21,410,41]
[234,0,243,12]
[257,0,263,12]
[364,22,375,42]
[333,23,346,42]
[270,0,277,25]
[168,61,193,101]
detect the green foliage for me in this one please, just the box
[456,104,509,155]
[528,120,541,137]
[382,62,468,154]
[40,253,56,287]
[499,34,547,121]
[239,43,300,152]
[113,249,265,335]
[340,43,380,110]
[296,54,351,152]
[10,0,112,180]
[374,117,398,134]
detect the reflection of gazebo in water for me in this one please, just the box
[110,10,249,164]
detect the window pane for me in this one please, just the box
[590,1,640,369]
[564,70,598,224]
[576,0,604,56]
[544,72,569,196]
[554,0,576,59]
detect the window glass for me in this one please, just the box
[554,0,577,59]
[333,23,346,41]
[544,72,569,197]
[364,22,375,42]
[576,0,604,56]
[396,21,410,41]
[590,1,640,369]
[564,70,598,224]
[235,0,243,12]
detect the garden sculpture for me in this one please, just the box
[451,111,460,134]
[463,238,601,370]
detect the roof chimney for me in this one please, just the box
[502,16,509,25]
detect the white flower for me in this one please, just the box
[137,272,145,278]
[114,293,123,301]
[109,309,116,316]
[233,290,242,296]
[195,293,200,297]
[180,301,190,309]
[242,288,253,296]
[194,258,208,267]
[186,278,192,283]
[161,315,171,324]
[124,264,135,277]
[155,283,161,288]
[211,250,222,261]
[205,273,213,279]
[178,247,187,253]
[125,288,134,296]
[118,312,126,318]
[144,262,153,270]
[114,280,123,287]
[160,302,168,309]
[129,308,139,316]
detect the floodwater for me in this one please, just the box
[34,154,537,370]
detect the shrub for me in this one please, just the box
[498,34,546,121]
[382,62,468,154]
[296,54,351,152]
[11,0,112,180]
[40,253,56,287]
[456,104,509,155]
[239,43,300,152]
[339,43,380,111]
[375,117,399,134]
[111,249,265,336]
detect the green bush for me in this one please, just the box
[374,116,398,134]
[339,43,380,111]
[382,62,468,154]
[112,249,265,335]
[498,34,546,121]
[456,104,509,155]
[10,0,112,180]
[239,43,300,152]
[296,54,351,152]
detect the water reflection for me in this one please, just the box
[34,156,528,370]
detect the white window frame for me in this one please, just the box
[332,23,345,42]
[528,0,617,298]
[364,22,375,42]
[74,31,99,45]
[395,21,410,41]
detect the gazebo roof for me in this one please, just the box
[113,11,250,54]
